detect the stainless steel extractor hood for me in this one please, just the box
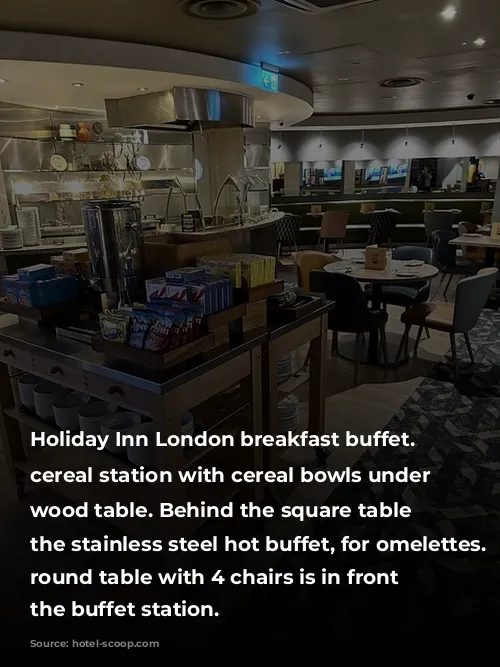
[105,87,255,132]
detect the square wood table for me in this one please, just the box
[449,234,500,266]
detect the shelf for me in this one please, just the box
[7,405,239,539]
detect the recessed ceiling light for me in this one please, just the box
[0,78,8,84]
[483,98,500,105]
[54,105,61,109]
[441,6,457,21]
[279,50,290,55]
[137,86,148,92]
[474,37,486,46]
[338,77,349,81]
[461,41,468,46]
[71,82,84,87]
[432,80,441,84]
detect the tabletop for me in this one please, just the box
[449,234,500,249]
[324,259,438,284]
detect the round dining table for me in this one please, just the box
[324,258,439,364]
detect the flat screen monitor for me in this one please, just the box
[323,166,343,182]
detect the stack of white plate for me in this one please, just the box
[277,394,300,434]
[17,207,40,247]
[0,226,23,250]
[277,353,294,383]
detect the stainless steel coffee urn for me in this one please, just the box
[82,199,145,303]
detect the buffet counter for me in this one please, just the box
[169,211,284,255]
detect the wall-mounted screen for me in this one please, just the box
[302,160,343,189]
[356,159,408,189]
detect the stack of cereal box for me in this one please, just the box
[196,253,275,289]
[145,267,233,316]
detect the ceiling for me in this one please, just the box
[0,0,500,119]
[0,60,312,125]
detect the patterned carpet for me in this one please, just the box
[240,310,500,648]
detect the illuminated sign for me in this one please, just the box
[260,68,279,93]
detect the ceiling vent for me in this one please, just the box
[379,77,424,88]
[273,0,377,15]
[179,0,260,18]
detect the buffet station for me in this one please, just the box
[0,196,331,546]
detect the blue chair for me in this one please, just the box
[365,246,434,310]
[432,230,483,299]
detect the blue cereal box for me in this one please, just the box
[165,267,206,284]
[18,264,55,281]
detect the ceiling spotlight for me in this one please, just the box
[432,80,441,84]
[338,77,349,81]
[71,82,84,87]
[483,99,500,105]
[137,87,148,92]
[279,50,290,55]
[474,37,486,46]
[461,41,468,46]
[441,6,457,21]
[0,78,7,84]
[54,105,61,109]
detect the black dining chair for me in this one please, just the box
[367,210,398,247]
[310,269,389,386]
[276,213,302,258]
[432,229,483,299]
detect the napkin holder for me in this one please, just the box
[490,222,500,239]
[365,246,387,271]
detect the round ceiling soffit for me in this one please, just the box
[179,0,261,19]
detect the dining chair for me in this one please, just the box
[367,210,398,247]
[276,213,302,258]
[295,250,340,292]
[432,229,483,299]
[309,270,389,386]
[365,245,434,309]
[319,210,348,254]
[424,211,455,245]
[395,267,498,381]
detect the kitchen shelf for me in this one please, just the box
[5,169,184,175]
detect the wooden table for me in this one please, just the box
[324,259,438,364]
[450,234,500,265]
[261,302,332,468]
[0,322,266,537]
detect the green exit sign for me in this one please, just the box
[261,69,279,92]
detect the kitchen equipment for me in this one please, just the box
[53,391,90,430]
[49,153,68,172]
[33,381,65,421]
[101,411,142,453]
[81,199,145,297]
[58,124,76,141]
[78,401,117,435]
[18,373,42,410]
[16,207,41,246]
